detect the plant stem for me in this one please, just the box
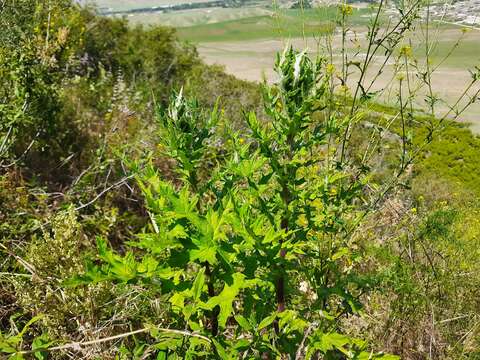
[276,176,291,318]
[190,174,219,336]
[205,262,219,336]
[340,0,384,162]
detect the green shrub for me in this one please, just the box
[62,47,402,359]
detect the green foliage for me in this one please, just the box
[415,123,480,196]
[65,47,396,358]
[11,209,116,338]
[0,0,77,165]
[0,5,264,355]
[80,13,199,102]
[0,0,201,184]
[0,315,50,360]
[361,194,480,358]
[185,64,263,128]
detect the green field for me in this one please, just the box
[83,0,217,11]
[126,7,273,27]
[421,36,480,69]
[177,7,373,42]
[180,13,480,130]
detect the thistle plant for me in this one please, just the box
[58,47,399,359]
[240,47,369,319]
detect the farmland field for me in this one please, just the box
[87,0,480,130]
[114,6,373,38]
[198,40,480,130]
[126,7,274,27]
[81,0,217,11]
[176,7,372,42]
[176,12,480,131]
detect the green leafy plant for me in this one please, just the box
[62,47,403,359]
[0,315,53,360]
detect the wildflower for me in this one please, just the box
[399,45,413,58]
[299,281,309,293]
[57,27,69,46]
[299,281,318,301]
[297,214,308,227]
[326,63,336,75]
[341,4,354,16]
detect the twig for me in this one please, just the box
[0,272,32,278]
[16,326,211,356]
[295,322,318,360]
[0,132,39,168]
[436,314,471,324]
[74,174,135,211]
[0,243,37,276]
[0,126,13,156]
[72,165,93,186]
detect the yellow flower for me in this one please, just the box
[311,199,323,210]
[326,63,336,75]
[297,214,308,227]
[339,85,350,95]
[341,4,353,16]
[399,45,412,58]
